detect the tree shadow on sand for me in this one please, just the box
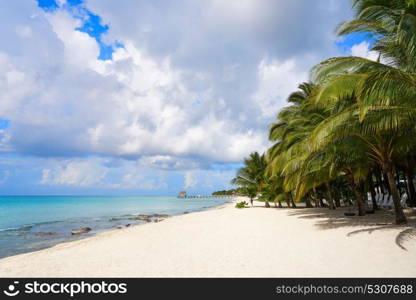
[286,207,416,251]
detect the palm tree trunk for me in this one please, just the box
[313,187,320,207]
[347,175,366,216]
[376,170,384,194]
[305,194,313,208]
[264,199,270,208]
[368,174,378,210]
[289,192,297,208]
[405,170,416,207]
[382,172,391,195]
[325,182,335,210]
[355,182,366,216]
[395,170,400,193]
[284,193,291,207]
[278,200,282,208]
[332,187,340,207]
[360,180,369,212]
[382,160,407,225]
[260,187,270,208]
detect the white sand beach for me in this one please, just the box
[0,197,415,278]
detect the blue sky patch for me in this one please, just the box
[336,32,376,54]
[36,0,122,60]
[37,0,58,12]
[0,119,9,130]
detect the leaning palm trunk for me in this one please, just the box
[383,161,407,224]
[325,182,336,210]
[368,174,378,210]
[289,192,297,208]
[264,199,270,208]
[376,171,385,194]
[284,193,291,207]
[345,171,367,216]
[349,177,366,216]
[312,187,320,207]
[382,172,391,196]
[259,186,270,208]
[304,195,313,208]
[405,170,416,207]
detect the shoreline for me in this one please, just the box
[0,197,415,277]
[0,197,234,259]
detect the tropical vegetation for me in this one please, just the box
[235,201,250,209]
[231,0,416,225]
[212,189,242,196]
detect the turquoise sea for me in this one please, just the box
[0,196,230,258]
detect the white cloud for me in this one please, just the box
[351,41,379,61]
[46,10,100,70]
[115,172,167,190]
[40,160,108,187]
[39,157,168,190]
[183,169,236,191]
[0,0,355,193]
[0,1,352,166]
[184,171,197,189]
[15,25,32,38]
[0,10,268,164]
[252,58,308,119]
[138,155,203,170]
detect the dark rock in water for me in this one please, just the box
[128,214,169,222]
[71,227,92,235]
[128,215,151,222]
[183,211,189,214]
[125,224,131,227]
[116,226,123,229]
[35,232,58,237]
[127,213,170,223]
[149,214,170,218]
[109,217,121,222]
[153,218,166,223]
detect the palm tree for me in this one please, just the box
[267,83,383,216]
[234,0,415,225]
[231,152,268,207]
[307,0,416,224]
[267,83,344,210]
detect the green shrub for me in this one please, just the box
[235,201,249,209]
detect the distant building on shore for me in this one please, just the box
[178,191,187,198]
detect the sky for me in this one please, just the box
[0,0,377,195]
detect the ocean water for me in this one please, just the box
[0,196,230,258]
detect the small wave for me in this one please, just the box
[0,220,63,233]
[19,225,33,231]
[0,227,20,232]
[0,225,32,233]
[33,220,62,226]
